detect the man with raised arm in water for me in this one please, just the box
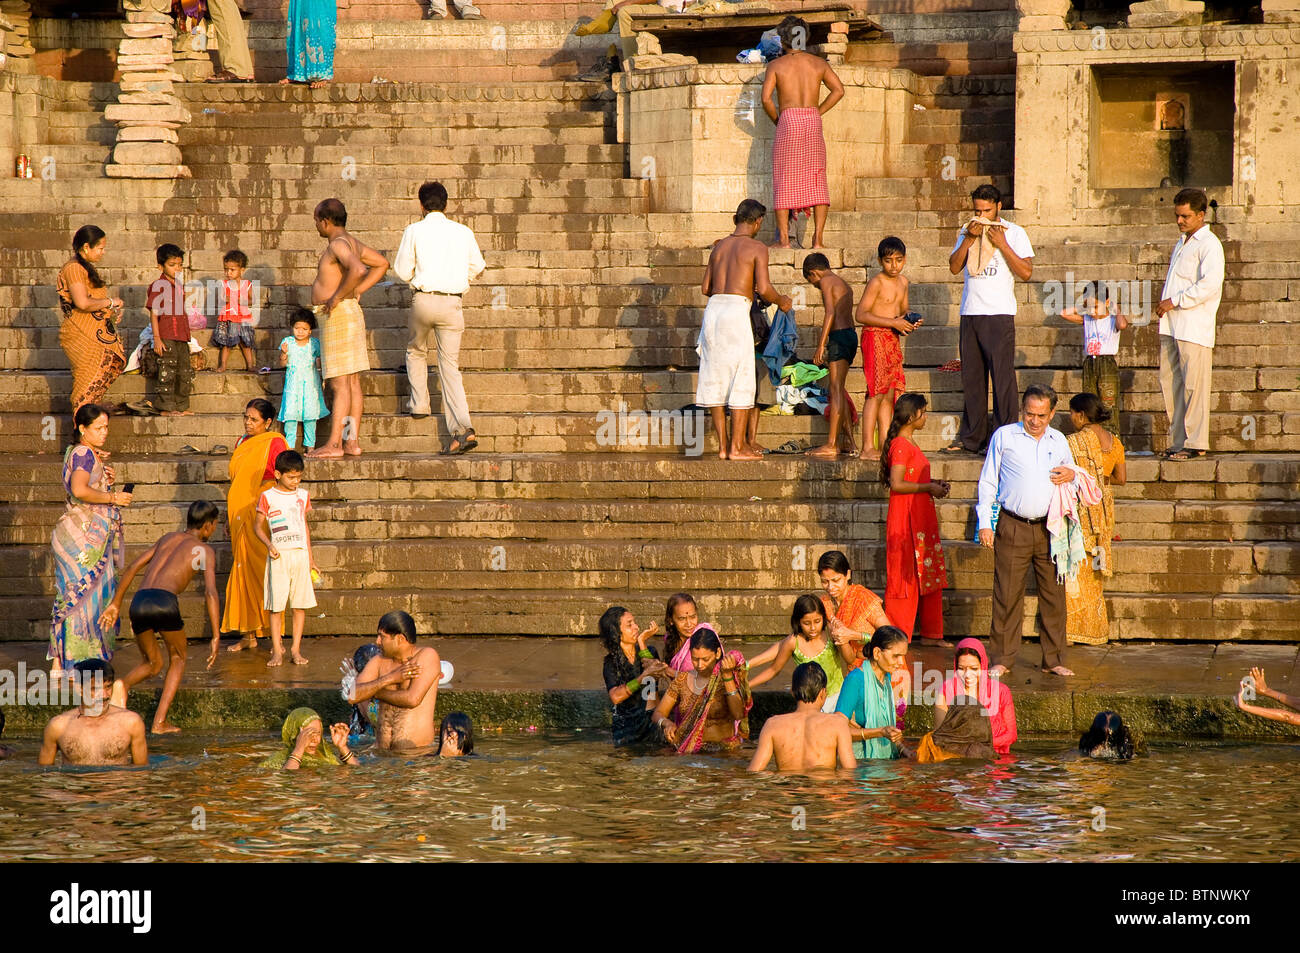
[348,611,442,750]
[99,500,222,733]
[39,660,148,766]
[761,15,844,250]
[700,198,793,460]
[748,662,857,772]
[309,198,389,460]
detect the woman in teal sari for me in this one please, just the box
[834,626,909,759]
[281,0,336,89]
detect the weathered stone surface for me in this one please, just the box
[120,79,179,95]
[114,125,179,143]
[1126,1,1205,25]
[122,22,176,39]
[118,91,184,107]
[104,162,192,178]
[118,36,171,56]
[117,53,174,69]
[112,140,183,165]
[104,103,191,125]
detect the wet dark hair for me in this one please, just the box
[1022,383,1058,410]
[867,626,908,666]
[314,197,347,226]
[246,397,277,423]
[776,15,809,50]
[274,450,305,474]
[73,402,110,443]
[878,236,906,259]
[1079,710,1135,760]
[187,499,219,528]
[352,642,382,672]
[73,658,114,685]
[289,307,317,331]
[439,711,474,755]
[879,392,928,488]
[791,661,827,703]
[663,593,697,661]
[954,647,982,666]
[1070,392,1112,424]
[689,625,722,655]
[816,550,852,576]
[1173,187,1207,214]
[418,181,448,213]
[223,249,248,268]
[156,243,184,267]
[790,593,827,634]
[377,610,418,643]
[734,198,766,225]
[801,252,830,279]
[600,605,635,683]
[71,225,107,289]
[971,183,1002,206]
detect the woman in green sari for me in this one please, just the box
[262,707,359,770]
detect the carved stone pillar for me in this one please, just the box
[105,0,191,178]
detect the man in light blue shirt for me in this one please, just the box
[977,384,1077,677]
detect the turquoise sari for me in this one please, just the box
[835,665,900,760]
[286,0,336,83]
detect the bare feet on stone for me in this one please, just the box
[152,722,181,735]
[291,653,309,666]
[343,441,362,456]
[267,653,285,668]
[308,444,344,459]
[988,664,1009,678]
[228,634,258,653]
[1043,665,1075,677]
[807,444,839,459]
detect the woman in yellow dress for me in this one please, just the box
[223,398,288,653]
[1065,393,1127,645]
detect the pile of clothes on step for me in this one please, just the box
[737,27,783,64]
[755,299,857,421]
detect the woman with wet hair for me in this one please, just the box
[600,605,670,747]
[437,712,474,757]
[1078,710,1135,760]
[833,626,908,760]
[653,625,751,753]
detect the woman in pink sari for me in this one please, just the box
[653,625,752,753]
[935,638,1017,755]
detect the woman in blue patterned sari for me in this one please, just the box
[281,0,336,89]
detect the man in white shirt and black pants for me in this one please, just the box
[943,183,1034,456]
[393,182,486,455]
[977,384,1078,678]
[1156,188,1224,461]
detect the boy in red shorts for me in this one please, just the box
[857,236,921,460]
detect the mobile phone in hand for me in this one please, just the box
[904,312,923,325]
[122,483,135,494]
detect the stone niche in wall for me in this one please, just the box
[1090,62,1234,190]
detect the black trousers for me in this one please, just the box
[957,313,1019,452]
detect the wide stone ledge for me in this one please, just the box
[1015,23,1300,55]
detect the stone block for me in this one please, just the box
[118,37,171,57]
[122,22,176,39]
[104,103,191,125]
[105,162,191,178]
[112,140,183,165]
[119,79,178,95]
[115,125,179,143]
[1126,0,1205,25]
[118,91,184,107]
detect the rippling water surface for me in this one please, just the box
[1,735,1296,862]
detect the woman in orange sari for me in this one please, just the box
[222,398,288,653]
[1065,393,1126,645]
[816,549,905,723]
[58,225,125,411]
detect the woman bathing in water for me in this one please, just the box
[1235,667,1300,727]
[652,625,752,753]
[435,712,474,757]
[263,707,358,770]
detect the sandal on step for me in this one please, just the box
[1166,448,1207,461]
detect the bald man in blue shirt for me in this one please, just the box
[977,384,1078,677]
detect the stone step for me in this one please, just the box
[4,496,1296,546]
[2,586,1292,643]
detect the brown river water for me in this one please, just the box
[1,734,1296,862]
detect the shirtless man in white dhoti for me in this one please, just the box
[699,199,792,460]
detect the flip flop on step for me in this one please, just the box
[177,445,202,455]
[770,440,803,455]
[209,445,229,455]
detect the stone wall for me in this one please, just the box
[615,62,915,213]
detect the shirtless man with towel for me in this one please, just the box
[761,15,844,249]
[699,199,792,460]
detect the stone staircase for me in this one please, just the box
[0,13,1296,650]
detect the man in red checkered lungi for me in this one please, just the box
[761,15,844,249]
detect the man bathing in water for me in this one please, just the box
[39,660,148,766]
[748,662,857,772]
[310,198,389,459]
[348,611,442,750]
[99,500,222,734]
[761,15,844,249]
[699,199,793,460]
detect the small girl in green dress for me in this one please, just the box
[746,594,856,712]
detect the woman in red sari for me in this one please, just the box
[222,398,288,654]
[880,394,949,641]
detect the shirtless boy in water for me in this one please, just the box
[39,660,148,766]
[803,253,857,459]
[748,662,857,772]
[99,500,222,734]
[309,198,389,459]
[349,610,441,750]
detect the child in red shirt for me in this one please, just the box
[146,242,193,415]
[213,249,256,372]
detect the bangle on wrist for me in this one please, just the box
[625,677,641,694]
[637,648,653,659]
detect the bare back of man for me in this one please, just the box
[362,645,441,750]
[749,706,856,772]
[809,269,856,458]
[706,234,767,300]
[41,706,147,766]
[762,42,844,249]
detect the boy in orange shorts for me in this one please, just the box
[857,237,922,460]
